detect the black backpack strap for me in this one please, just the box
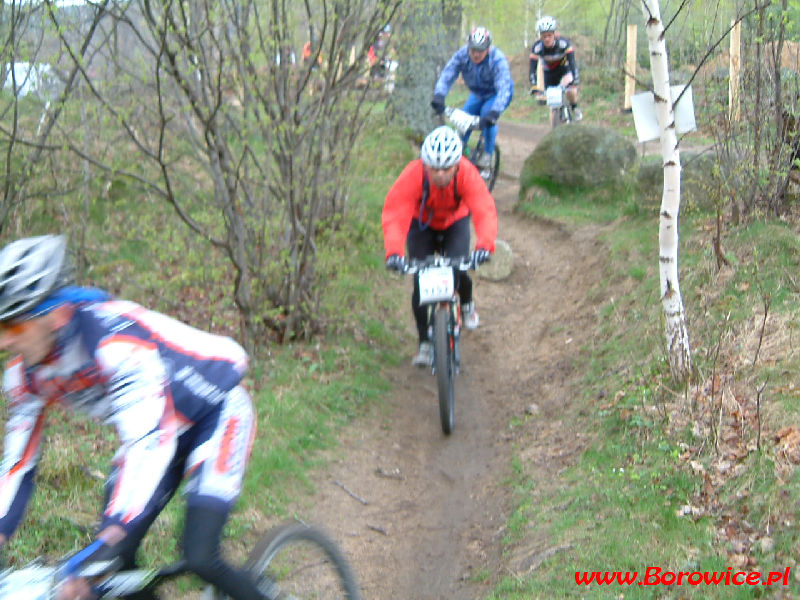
[418,169,432,230]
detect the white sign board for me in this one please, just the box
[3,62,57,98]
[631,84,697,143]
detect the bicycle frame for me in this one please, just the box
[405,255,474,434]
[0,562,56,600]
[442,106,500,192]
[544,85,572,129]
[0,559,176,600]
[405,255,472,365]
[426,293,462,376]
[0,520,362,599]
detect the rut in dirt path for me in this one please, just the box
[286,121,607,600]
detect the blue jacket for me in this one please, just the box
[434,46,514,115]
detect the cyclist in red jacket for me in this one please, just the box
[382,126,497,366]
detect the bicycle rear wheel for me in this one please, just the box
[433,305,455,435]
[243,522,362,599]
[472,140,498,192]
[486,145,500,192]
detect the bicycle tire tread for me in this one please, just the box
[243,522,363,600]
[434,306,454,434]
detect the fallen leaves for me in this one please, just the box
[773,426,800,463]
[662,371,800,574]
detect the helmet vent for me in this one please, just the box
[0,235,69,321]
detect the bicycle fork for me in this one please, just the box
[428,300,462,375]
[451,301,462,374]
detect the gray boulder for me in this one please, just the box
[522,124,637,187]
[477,239,513,281]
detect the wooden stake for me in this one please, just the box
[624,24,637,111]
[729,20,742,122]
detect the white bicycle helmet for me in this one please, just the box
[536,16,557,33]
[467,27,492,51]
[0,234,71,321]
[420,126,463,169]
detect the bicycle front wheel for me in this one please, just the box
[433,305,455,435]
[550,107,561,129]
[244,522,363,599]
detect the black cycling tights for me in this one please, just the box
[181,505,265,600]
[95,505,264,600]
[407,216,473,342]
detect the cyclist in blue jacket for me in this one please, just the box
[0,235,269,600]
[430,26,514,170]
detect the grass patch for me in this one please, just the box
[495,152,800,597]
[0,109,412,594]
[492,417,717,599]
[515,180,637,226]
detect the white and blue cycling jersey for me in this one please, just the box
[433,45,514,115]
[0,290,255,539]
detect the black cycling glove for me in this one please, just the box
[385,254,406,272]
[430,95,445,115]
[471,249,491,266]
[478,110,500,130]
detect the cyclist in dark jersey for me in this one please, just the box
[529,16,582,121]
[0,235,270,600]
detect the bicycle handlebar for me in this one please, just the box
[0,559,179,600]
[402,255,476,275]
[443,107,480,136]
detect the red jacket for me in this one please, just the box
[382,157,498,258]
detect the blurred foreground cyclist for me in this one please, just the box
[0,235,271,600]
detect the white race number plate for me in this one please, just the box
[418,265,454,304]
[546,86,563,108]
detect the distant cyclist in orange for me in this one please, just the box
[382,126,497,367]
[302,38,322,67]
[367,24,392,78]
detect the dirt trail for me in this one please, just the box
[289,121,608,599]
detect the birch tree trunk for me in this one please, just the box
[641,0,692,382]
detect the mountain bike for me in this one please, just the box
[0,521,362,600]
[405,254,477,435]
[441,106,501,192]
